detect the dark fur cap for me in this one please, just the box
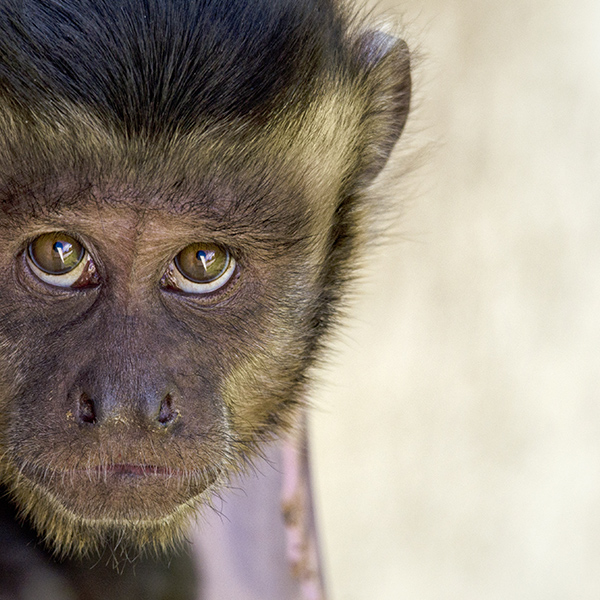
[0,0,355,134]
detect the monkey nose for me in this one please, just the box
[156,392,179,426]
[73,387,180,429]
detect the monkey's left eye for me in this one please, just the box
[26,232,98,288]
[161,242,236,294]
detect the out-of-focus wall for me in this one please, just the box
[311,0,600,598]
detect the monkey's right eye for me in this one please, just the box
[26,232,98,288]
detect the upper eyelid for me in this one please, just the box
[22,231,96,262]
[23,232,242,280]
[163,252,236,292]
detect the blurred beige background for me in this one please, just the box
[310,0,600,598]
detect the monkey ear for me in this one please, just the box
[352,31,411,186]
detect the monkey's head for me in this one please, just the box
[0,0,410,558]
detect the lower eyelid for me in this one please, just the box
[162,258,237,295]
[26,251,91,288]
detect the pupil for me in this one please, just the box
[196,250,213,271]
[174,244,229,284]
[53,241,73,262]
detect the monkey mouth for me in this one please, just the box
[6,460,221,558]
[91,464,178,477]
[15,461,219,522]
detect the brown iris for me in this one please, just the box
[174,243,230,283]
[28,232,84,275]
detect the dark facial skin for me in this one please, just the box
[10,208,225,507]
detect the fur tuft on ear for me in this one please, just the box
[353,30,411,186]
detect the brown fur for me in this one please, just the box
[0,0,411,561]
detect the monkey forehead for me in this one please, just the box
[0,85,364,233]
[0,185,311,264]
[0,0,378,238]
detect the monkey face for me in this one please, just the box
[0,0,410,560]
[0,179,328,555]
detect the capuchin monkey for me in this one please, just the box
[0,0,410,598]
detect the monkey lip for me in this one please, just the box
[92,464,178,477]
[20,462,217,521]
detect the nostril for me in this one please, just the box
[77,392,97,424]
[157,393,178,426]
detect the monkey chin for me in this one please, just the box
[5,464,220,561]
